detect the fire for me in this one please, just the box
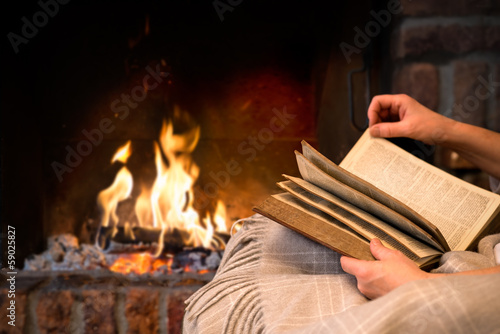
[96,108,228,274]
[97,167,133,228]
[213,200,227,233]
[109,253,172,275]
[111,140,132,163]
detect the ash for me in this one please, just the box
[23,233,223,275]
[23,234,109,271]
[171,248,223,274]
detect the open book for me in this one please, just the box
[253,130,500,270]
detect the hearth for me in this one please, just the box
[1,269,212,333]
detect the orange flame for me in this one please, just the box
[97,166,133,228]
[97,107,228,273]
[111,140,132,164]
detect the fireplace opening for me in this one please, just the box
[3,0,389,269]
[1,0,395,331]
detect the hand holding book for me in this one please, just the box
[368,94,500,180]
[340,238,430,300]
[254,94,500,299]
[367,94,454,145]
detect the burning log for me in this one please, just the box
[97,226,230,254]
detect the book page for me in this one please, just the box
[280,177,442,259]
[301,140,449,250]
[340,130,500,251]
[296,151,445,252]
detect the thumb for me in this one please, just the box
[370,239,396,261]
[370,122,406,139]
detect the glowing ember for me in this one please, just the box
[109,253,172,275]
[96,107,228,274]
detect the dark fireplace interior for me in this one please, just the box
[2,0,388,268]
[5,0,499,332]
[1,1,394,331]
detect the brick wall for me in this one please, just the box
[0,271,210,334]
[390,0,500,182]
[391,1,500,129]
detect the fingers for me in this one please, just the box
[369,121,407,139]
[340,255,367,276]
[370,239,400,261]
[367,95,412,139]
[367,94,403,127]
[341,239,401,276]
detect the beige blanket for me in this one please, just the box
[183,214,500,333]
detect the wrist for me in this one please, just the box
[431,116,459,146]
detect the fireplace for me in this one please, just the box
[3,0,499,333]
[2,0,395,261]
[2,0,334,265]
[1,1,356,332]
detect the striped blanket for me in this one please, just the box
[183,214,500,333]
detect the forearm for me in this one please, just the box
[439,121,500,179]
